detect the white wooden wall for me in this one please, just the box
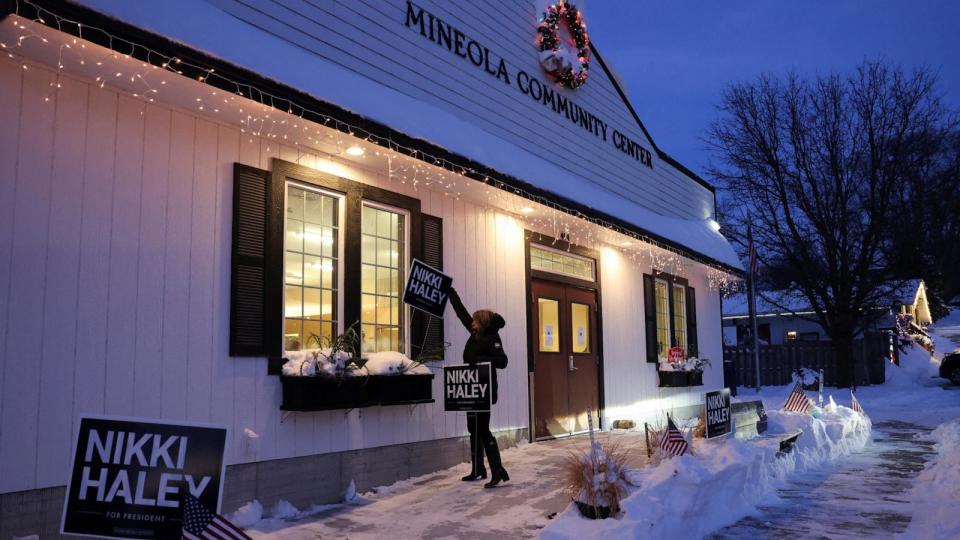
[0,56,530,494]
[0,55,722,495]
[598,247,725,428]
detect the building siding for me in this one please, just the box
[0,45,724,496]
[197,0,715,220]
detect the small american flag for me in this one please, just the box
[659,417,689,457]
[782,382,813,414]
[851,391,866,416]
[181,495,251,540]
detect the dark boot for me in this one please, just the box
[461,469,487,482]
[483,467,509,488]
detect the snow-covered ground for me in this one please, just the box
[236,313,960,540]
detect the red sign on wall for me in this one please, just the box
[668,346,686,364]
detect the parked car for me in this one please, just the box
[940,352,960,385]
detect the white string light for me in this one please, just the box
[5,0,742,287]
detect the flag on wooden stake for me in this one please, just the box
[851,391,866,417]
[782,382,813,414]
[659,417,689,457]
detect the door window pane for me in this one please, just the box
[361,204,405,353]
[285,184,339,351]
[655,279,671,357]
[538,298,560,353]
[673,284,687,352]
[571,303,591,354]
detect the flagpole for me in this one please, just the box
[747,222,761,393]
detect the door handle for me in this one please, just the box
[568,355,578,372]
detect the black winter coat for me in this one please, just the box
[448,288,508,404]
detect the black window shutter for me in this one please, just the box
[230,163,282,359]
[686,286,698,357]
[410,214,445,361]
[642,273,658,363]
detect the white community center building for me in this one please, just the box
[0,0,743,535]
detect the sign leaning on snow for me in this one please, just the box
[705,388,732,439]
[443,363,492,412]
[61,415,227,539]
[403,258,453,318]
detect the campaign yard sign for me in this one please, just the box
[705,388,732,439]
[403,258,453,318]
[444,363,492,412]
[61,416,227,539]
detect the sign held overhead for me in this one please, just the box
[403,258,453,318]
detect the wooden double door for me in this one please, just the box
[531,279,601,440]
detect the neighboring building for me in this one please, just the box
[0,1,742,535]
[722,280,930,346]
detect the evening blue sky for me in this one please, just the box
[587,1,960,180]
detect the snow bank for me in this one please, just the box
[886,343,940,387]
[229,500,263,528]
[540,394,871,539]
[900,419,960,540]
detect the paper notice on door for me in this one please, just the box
[544,325,554,347]
[577,327,585,346]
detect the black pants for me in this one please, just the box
[467,411,502,473]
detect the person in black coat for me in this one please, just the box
[447,286,510,488]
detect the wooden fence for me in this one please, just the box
[723,331,893,388]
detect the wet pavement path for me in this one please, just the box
[710,420,937,539]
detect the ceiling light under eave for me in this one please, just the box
[345,145,365,156]
[520,207,535,214]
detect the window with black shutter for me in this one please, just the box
[229,159,444,374]
[642,271,698,362]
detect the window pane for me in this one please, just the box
[571,303,590,354]
[362,264,375,293]
[655,280,670,356]
[285,286,302,319]
[361,235,375,264]
[285,252,303,285]
[673,284,687,352]
[303,287,323,319]
[286,219,303,253]
[361,204,406,353]
[285,319,303,351]
[285,183,338,352]
[538,298,560,353]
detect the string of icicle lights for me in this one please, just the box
[4,0,741,292]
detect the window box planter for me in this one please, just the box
[657,370,705,387]
[280,374,435,411]
[280,376,373,411]
[657,370,689,387]
[368,374,435,405]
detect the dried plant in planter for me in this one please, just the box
[564,438,633,518]
[307,322,366,379]
[566,410,633,519]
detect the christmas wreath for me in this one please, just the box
[536,0,590,89]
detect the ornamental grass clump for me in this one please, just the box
[564,439,633,518]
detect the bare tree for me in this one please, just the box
[707,61,957,387]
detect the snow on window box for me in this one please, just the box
[280,350,434,411]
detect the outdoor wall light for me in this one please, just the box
[521,207,535,214]
[345,145,365,156]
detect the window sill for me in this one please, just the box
[657,370,704,388]
[280,373,435,411]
